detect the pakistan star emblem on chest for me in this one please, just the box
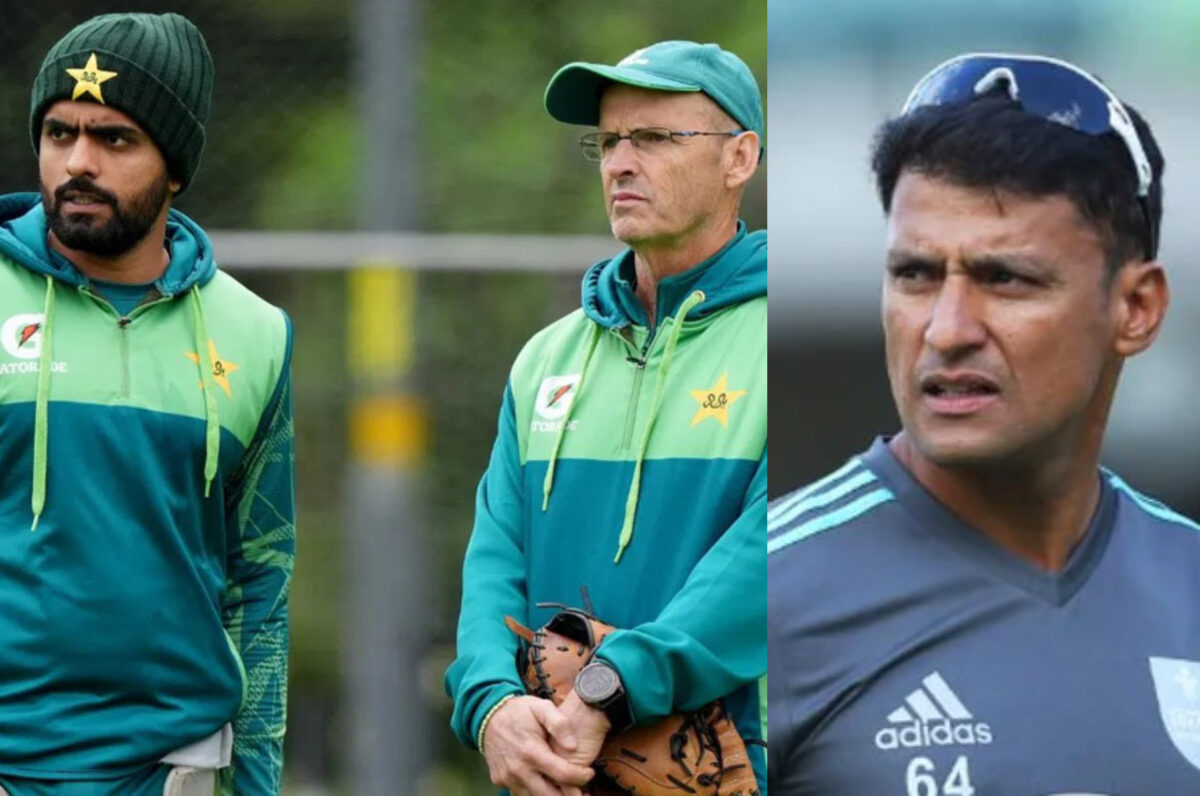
[185,340,241,398]
[690,372,746,428]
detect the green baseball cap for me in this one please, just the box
[544,40,764,149]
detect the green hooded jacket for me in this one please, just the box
[0,194,294,795]
[445,221,768,789]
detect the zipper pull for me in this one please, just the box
[118,317,131,329]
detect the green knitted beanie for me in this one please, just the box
[30,12,213,190]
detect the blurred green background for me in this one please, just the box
[0,1,764,793]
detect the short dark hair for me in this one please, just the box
[870,92,1164,265]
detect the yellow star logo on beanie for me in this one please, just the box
[65,53,118,103]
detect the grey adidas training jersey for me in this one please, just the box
[768,438,1200,795]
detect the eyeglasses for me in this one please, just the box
[578,127,744,162]
[900,52,1156,259]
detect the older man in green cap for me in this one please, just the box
[0,12,294,796]
[446,40,767,795]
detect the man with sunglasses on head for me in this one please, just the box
[445,41,767,795]
[767,53,1200,794]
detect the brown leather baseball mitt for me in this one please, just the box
[505,607,760,796]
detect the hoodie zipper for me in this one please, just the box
[618,327,658,451]
[622,358,646,451]
[79,286,172,400]
[117,317,131,397]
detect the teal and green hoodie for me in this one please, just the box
[445,222,768,789]
[0,194,294,795]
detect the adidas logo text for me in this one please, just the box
[874,671,993,751]
[874,719,992,750]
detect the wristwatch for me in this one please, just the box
[575,660,634,732]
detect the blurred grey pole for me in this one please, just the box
[347,0,429,794]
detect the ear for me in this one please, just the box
[723,131,760,190]
[169,177,183,195]
[1111,259,1169,357]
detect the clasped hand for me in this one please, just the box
[482,691,612,796]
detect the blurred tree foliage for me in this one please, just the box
[0,1,763,790]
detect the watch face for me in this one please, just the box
[577,662,620,703]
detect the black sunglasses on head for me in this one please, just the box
[901,53,1156,260]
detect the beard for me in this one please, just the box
[43,172,171,258]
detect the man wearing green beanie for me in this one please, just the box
[0,13,294,796]
[446,40,766,794]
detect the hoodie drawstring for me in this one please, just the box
[614,289,705,563]
[30,276,56,531]
[541,322,602,510]
[190,286,220,497]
